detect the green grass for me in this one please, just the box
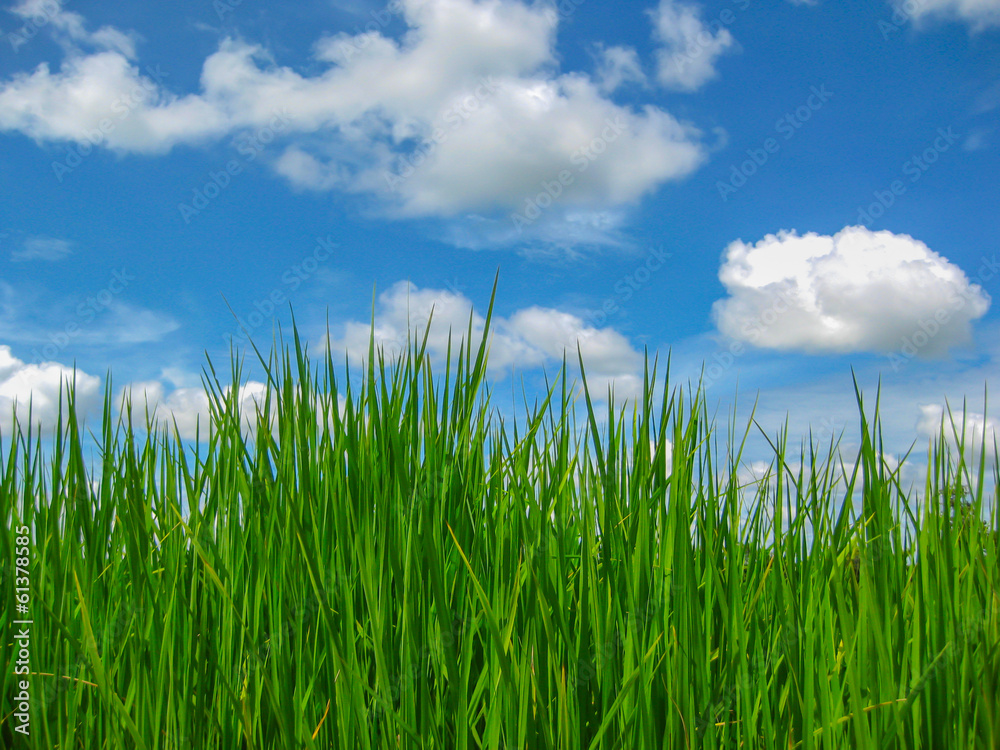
[1,295,998,749]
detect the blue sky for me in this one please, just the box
[0,0,998,478]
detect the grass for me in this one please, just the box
[1,292,998,749]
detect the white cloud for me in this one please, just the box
[593,44,647,93]
[962,128,990,152]
[917,403,998,459]
[0,344,101,435]
[118,380,271,441]
[0,52,228,153]
[892,0,1000,31]
[441,208,632,253]
[650,0,736,92]
[118,377,349,441]
[975,80,1000,114]
[502,306,645,396]
[712,226,991,356]
[92,303,181,345]
[328,280,645,398]
[0,0,709,219]
[736,459,776,489]
[649,438,674,476]
[9,0,138,58]
[370,75,704,216]
[11,236,73,262]
[273,147,341,191]
[0,283,180,348]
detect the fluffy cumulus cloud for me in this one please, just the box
[0,0,709,218]
[712,226,991,356]
[892,0,1000,30]
[917,404,998,458]
[0,345,101,434]
[329,280,645,397]
[650,0,736,91]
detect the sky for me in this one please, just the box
[0,0,998,482]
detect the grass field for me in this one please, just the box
[1,301,999,749]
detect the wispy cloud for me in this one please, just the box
[889,0,1000,31]
[650,0,737,92]
[11,236,74,262]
